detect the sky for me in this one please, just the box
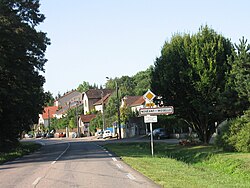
[38,0,250,96]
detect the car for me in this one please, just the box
[148,128,169,140]
[59,132,66,138]
[103,130,112,139]
[96,131,103,139]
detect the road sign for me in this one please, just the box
[145,102,155,107]
[139,106,174,116]
[143,90,156,102]
[144,115,158,123]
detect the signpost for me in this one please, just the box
[141,90,174,157]
[139,107,174,116]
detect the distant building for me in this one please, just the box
[121,96,145,112]
[38,106,58,127]
[83,89,114,114]
[54,90,82,118]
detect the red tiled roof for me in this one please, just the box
[80,114,96,123]
[42,106,58,119]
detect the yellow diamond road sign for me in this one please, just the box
[143,90,156,102]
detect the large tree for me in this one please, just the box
[152,26,234,143]
[0,0,50,150]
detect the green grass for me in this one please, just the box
[105,142,250,188]
[0,142,41,165]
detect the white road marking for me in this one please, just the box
[32,177,42,186]
[127,173,136,180]
[108,153,112,156]
[105,151,109,153]
[51,142,70,164]
[112,157,117,161]
[116,164,123,169]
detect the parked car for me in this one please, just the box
[97,131,103,139]
[46,133,54,138]
[24,134,33,138]
[59,132,66,138]
[148,128,169,140]
[103,130,112,139]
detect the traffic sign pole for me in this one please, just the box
[150,122,154,157]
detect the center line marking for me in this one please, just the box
[116,164,123,169]
[112,157,117,161]
[51,142,70,165]
[32,177,42,186]
[127,173,136,180]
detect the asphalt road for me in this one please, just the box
[0,139,160,188]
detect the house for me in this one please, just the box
[83,89,114,114]
[54,90,82,118]
[79,114,97,136]
[38,106,58,128]
[121,96,145,112]
[121,96,146,137]
[93,93,112,113]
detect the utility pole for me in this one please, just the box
[101,90,105,131]
[76,101,79,138]
[116,82,121,139]
[48,109,50,132]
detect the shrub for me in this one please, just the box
[215,110,250,152]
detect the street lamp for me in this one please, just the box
[106,77,121,139]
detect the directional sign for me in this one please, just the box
[139,106,174,116]
[144,115,158,123]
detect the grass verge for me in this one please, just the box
[105,142,250,188]
[0,142,41,165]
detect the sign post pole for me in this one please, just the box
[150,122,154,157]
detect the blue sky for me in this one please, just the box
[38,0,250,96]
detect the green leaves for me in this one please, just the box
[0,0,50,150]
[152,25,233,143]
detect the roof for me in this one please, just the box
[123,96,145,107]
[42,106,58,119]
[80,114,96,123]
[84,89,114,99]
[93,93,112,106]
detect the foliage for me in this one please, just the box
[89,112,103,132]
[44,91,54,106]
[215,110,250,152]
[0,142,41,163]
[50,107,81,130]
[105,143,250,187]
[0,0,50,151]
[230,37,250,102]
[77,81,99,93]
[151,25,234,143]
[103,67,152,126]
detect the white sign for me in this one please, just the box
[139,106,174,116]
[144,115,158,123]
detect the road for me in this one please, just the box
[0,139,160,188]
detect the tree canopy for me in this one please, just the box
[0,0,50,150]
[151,26,234,143]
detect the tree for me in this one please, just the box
[77,81,91,92]
[231,37,250,103]
[152,26,233,144]
[0,0,50,150]
[44,91,54,106]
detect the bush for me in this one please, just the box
[215,110,250,152]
